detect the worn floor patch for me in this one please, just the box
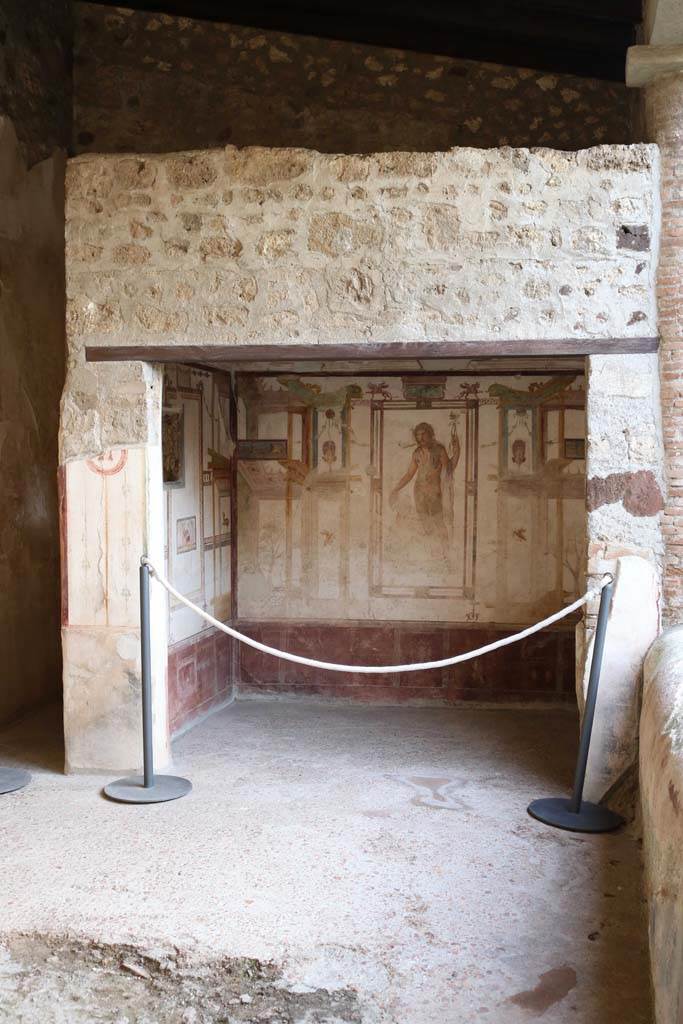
[507,966,578,1015]
[387,774,469,811]
[0,934,362,1023]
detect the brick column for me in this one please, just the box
[645,72,683,622]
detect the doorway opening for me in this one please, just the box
[160,354,586,737]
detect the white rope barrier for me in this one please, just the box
[143,558,612,676]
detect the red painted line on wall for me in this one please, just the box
[57,465,68,627]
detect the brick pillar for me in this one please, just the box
[645,72,683,622]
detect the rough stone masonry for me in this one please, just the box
[72,1,633,156]
[63,143,662,465]
[66,144,658,357]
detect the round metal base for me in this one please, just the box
[0,767,31,795]
[104,774,192,804]
[528,797,624,833]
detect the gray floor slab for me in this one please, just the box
[0,701,651,1023]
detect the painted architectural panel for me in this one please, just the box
[65,448,146,628]
[162,366,234,735]
[163,366,232,646]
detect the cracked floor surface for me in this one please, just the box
[0,702,651,1022]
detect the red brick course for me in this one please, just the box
[646,73,683,621]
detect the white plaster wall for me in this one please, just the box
[645,0,683,46]
[642,627,683,1024]
[579,351,664,802]
[61,415,171,773]
[582,556,660,803]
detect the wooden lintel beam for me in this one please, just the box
[86,337,659,367]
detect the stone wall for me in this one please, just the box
[0,1,70,726]
[0,0,71,167]
[635,37,683,1017]
[0,119,66,724]
[73,2,633,156]
[645,72,683,624]
[67,144,660,367]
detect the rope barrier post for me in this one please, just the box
[0,767,30,795]
[528,576,624,833]
[104,560,192,804]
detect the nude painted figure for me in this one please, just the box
[389,422,452,548]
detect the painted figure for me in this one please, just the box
[322,439,336,469]
[389,422,452,546]
[512,438,527,466]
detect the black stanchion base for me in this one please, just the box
[104,774,192,804]
[528,797,624,834]
[0,767,31,795]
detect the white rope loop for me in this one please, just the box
[143,558,612,675]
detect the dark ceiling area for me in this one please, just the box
[87,0,641,81]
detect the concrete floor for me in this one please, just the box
[0,701,651,1023]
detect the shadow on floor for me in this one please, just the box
[0,701,64,774]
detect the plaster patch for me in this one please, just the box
[587,469,663,516]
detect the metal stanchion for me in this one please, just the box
[0,768,31,795]
[104,561,192,804]
[528,576,623,833]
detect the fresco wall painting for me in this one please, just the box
[235,371,586,631]
[160,364,586,710]
[369,392,478,601]
[493,379,586,621]
[162,366,234,733]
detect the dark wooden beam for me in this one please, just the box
[86,337,659,368]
